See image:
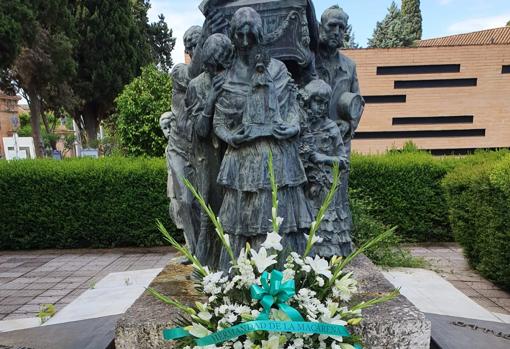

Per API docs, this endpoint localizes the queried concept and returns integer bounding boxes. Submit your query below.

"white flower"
[316,276,325,287]
[250,248,277,273]
[301,264,311,273]
[305,255,332,279]
[283,268,295,281]
[290,252,304,266]
[262,231,283,251]
[187,323,211,338]
[203,271,227,295]
[320,313,347,327]
[198,311,212,321]
[233,342,243,349]
[304,233,324,245]
[261,335,280,349]
[340,345,356,349]
[292,338,304,349]
[275,216,284,226]
[333,272,358,302]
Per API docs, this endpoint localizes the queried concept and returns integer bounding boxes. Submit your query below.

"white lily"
[251,248,277,273]
[262,231,283,251]
[198,311,212,321]
[304,232,324,245]
[187,323,211,338]
[306,255,333,279]
[333,272,358,301]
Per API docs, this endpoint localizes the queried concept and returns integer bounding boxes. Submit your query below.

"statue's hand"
[208,9,229,35]
[272,124,299,140]
[230,125,254,147]
[310,152,327,164]
[208,74,225,102]
[205,74,225,115]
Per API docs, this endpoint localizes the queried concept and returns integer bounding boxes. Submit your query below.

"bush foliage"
[0,157,175,250]
[113,64,172,157]
[2,149,508,285]
[350,151,454,242]
[443,152,510,290]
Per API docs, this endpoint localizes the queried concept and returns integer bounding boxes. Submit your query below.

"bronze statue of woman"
[209,7,313,269]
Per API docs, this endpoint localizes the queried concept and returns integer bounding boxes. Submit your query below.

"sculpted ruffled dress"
[213,57,313,267]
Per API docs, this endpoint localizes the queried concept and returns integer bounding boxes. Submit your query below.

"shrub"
[0,157,177,250]
[350,152,454,242]
[350,192,426,268]
[113,64,172,157]
[443,153,510,290]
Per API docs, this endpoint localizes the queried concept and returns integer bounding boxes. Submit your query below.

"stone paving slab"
[406,243,510,316]
[383,268,503,323]
[0,248,174,321]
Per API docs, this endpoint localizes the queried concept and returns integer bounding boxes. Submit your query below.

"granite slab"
[0,315,119,349]
[427,313,510,349]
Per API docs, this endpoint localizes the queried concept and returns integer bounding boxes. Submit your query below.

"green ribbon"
[163,327,190,341]
[250,270,304,322]
[164,320,362,348]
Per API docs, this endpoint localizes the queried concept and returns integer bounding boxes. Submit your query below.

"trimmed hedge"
[443,153,510,290]
[2,150,507,255]
[350,152,455,241]
[0,157,175,250]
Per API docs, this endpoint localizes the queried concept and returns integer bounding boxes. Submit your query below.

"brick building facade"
[344,27,510,154]
[0,92,21,159]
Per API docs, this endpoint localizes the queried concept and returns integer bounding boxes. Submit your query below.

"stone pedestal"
[115,256,431,348]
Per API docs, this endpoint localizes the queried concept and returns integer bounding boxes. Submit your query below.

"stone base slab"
[115,256,431,348]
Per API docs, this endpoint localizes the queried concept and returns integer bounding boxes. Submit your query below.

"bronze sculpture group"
[161,1,364,270]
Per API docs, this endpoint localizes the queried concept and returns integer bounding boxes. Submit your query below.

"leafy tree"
[343,24,360,49]
[402,0,422,40]
[70,0,175,141]
[368,2,415,48]
[1,0,76,157]
[113,65,172,157]
[507,20,510,26]
[0,1,33,69]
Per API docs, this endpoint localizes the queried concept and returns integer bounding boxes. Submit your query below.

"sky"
[148,0,510,65]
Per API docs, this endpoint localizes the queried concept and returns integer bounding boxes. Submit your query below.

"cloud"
[148,1,204,65]
[447,13,510,34]
[437,0,454,5]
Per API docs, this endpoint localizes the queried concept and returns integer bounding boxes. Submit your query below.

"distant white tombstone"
[81,148,99,158]
[2,136,36,160]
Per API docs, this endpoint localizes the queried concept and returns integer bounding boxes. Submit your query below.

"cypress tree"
[368,2,414,48]
[71,0,152,140]
[402,0,423,40]
[343,24,360,49]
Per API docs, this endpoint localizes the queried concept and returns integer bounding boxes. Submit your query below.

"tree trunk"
[82,105,98,142]
[26,88,45,158]
[41,112,57,150]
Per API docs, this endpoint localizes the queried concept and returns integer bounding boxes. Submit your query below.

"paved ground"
[0,247,174,321]
[406,243,510,315]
